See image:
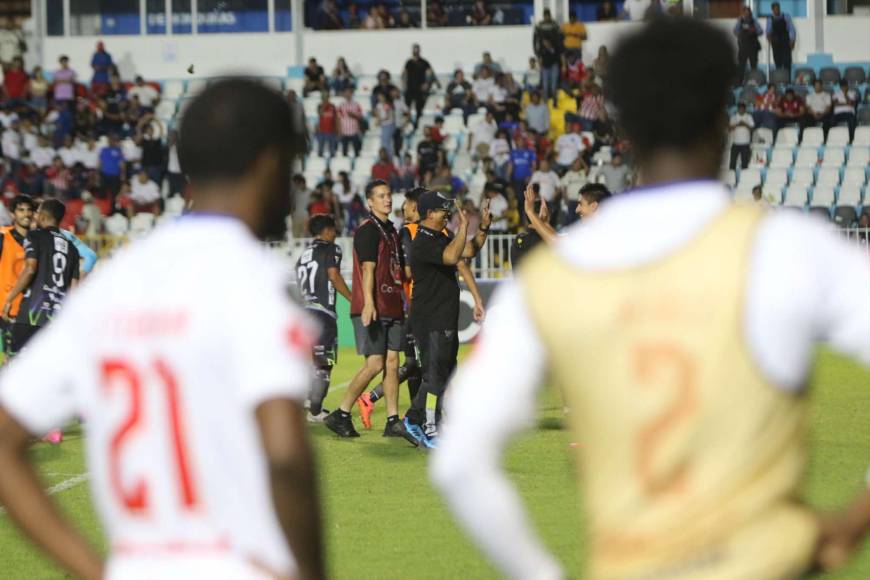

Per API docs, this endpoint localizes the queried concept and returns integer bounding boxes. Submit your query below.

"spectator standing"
[396,153,418,190]
[0,21,24,68]
[165,130,184,197]
[559,157,589,223]
[28,67,50,114]
[416,126,440,177]
[128,76,160,110]
[562,11,587,60]
[733,6,763,85]
[137,117,166,185]
[90,41,114,96]
[403,44,439,128]
[777,88,805,130]
[597,0,618,21]
[3,57,28,105]
[491,129,512,178]
[729,102,755,170]
[53,56,77,108]
[318,0,344,29]
[599,152,631,192]
[524,91,550,136]
[315,92,338,157]
[554,126,584,173]
[370,70,397,108]
[831,80,859,139]
[593,46,609,79]
[372,148,399,186]
[474,52,503,78]
[390,86,410,156]
[622,0,651,20]
[78,191,102,236]
[374,92,397,159]
[805,80,832,132]
[468,110,497,159]
[98,134,125,203]
[538,38,562,106]
[337,89,363,157]
[529,159,560,221]
[303,58,328,97]
[523,57,542,93]
[331,57,356,94]
[753,84,779,132]
[507,140,536,196]
[766,2,795,74]
[533,9,562,59]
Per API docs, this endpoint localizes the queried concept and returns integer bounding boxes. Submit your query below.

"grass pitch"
[1,347,869,579]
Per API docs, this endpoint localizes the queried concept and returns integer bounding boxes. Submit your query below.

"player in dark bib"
[2,199,80,356]
[296,215,352,422]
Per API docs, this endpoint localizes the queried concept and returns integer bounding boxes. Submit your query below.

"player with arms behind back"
[0,79,325,580]
[296,214,352,422]
[432,18,870,580]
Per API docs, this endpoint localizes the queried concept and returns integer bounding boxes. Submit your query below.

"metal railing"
[84,228,870,280]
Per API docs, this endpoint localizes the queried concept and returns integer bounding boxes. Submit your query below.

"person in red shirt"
[563,52,586,92]
[430,116,446,145]
[3,57,29,103]
[315,92,337,157]
[371,147,399,185]
[777,88,805,131]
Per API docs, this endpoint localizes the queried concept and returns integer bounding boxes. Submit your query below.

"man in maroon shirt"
[3,57,29,104]
[371,147,398,185]
[315,92,337,157]
[777,88,806,131]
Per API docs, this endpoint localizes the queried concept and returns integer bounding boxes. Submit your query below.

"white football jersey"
[0,216,314,579]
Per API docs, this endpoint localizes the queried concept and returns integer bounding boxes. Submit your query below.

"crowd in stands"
[0,40,182,238]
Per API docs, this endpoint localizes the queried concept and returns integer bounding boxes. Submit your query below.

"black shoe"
[324,411,360,438]
[383,419,420,447]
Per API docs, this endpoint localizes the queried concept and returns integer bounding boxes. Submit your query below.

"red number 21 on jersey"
[101,358,198,514]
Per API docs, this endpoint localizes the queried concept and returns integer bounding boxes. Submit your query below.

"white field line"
[0,473,89,516]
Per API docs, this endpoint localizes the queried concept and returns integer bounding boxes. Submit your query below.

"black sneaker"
[383,418,420,447]
[324,411,360,438]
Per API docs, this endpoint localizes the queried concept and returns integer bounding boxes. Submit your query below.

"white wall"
[39,16,867,82]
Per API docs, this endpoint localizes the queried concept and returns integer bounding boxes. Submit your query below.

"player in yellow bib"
[431,18,870,580]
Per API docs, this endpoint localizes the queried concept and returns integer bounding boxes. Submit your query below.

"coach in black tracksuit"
[405,190,490,430]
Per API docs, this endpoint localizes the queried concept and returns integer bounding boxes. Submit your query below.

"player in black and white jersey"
[2,199,80,355]
[296,214,352,422]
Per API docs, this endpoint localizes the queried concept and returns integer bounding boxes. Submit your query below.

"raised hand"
[480,198,492,230]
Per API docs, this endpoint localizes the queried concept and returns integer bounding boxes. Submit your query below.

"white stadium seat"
[794,147,819,167]
[821,147,845,167]
[775,127,799,147]
[724,169,737,189]
[837,183,863,206]
[352,156,375,177]
[752,127,774,146]
[130,213,156,238]
[768,148,793,168]
[847,147,869,167]
[761,185,783,204]
[789,167,814,187]
[154,99,177,122]
[783,185,807,206]
[811,185,836,207]
[330,156,353,173]
[305,156,328,175]
[801,127,824,147]
[162,79,185,100]
[738,168,762,188]
[816,167,841,187]
[748,146,768,168]
[104,214,129,236]
[765,167,788,188]
[826,126,850,146]
[843,166,867,186]
[853,126,870,146]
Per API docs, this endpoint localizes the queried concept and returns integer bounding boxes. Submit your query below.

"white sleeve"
[228,268,316,410]
[0,314,80,435]
[430,280,563,580]
[747,213,870,390]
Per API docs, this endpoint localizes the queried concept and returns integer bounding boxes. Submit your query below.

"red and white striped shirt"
[579,93,604,121]
[337,100,363,137]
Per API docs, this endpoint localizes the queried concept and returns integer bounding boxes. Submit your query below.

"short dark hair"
[39,198,66,223]
[10,194,35,213]
[771,1,780,8]
[309,214,336,236]
[178,78,296,187]
[365,179,389,199]
[605,18,734,158]
[405,187,426,203]
[579,183,612,205]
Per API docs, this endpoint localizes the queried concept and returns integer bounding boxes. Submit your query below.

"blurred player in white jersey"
[432,19,870,580]
[0,79,325,580]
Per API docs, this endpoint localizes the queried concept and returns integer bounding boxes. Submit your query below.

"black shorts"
[414,328,460,398]
[309,310,338,367]
[10,323,41,356]
[0,318,11,357]
[352,316,404,357]
[401,317,417,359]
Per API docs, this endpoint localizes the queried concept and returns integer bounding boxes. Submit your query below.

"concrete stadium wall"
[39,17,869,82]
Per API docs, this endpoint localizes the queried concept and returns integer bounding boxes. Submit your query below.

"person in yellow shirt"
[432,17,870,580]
[561,11,587,60]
